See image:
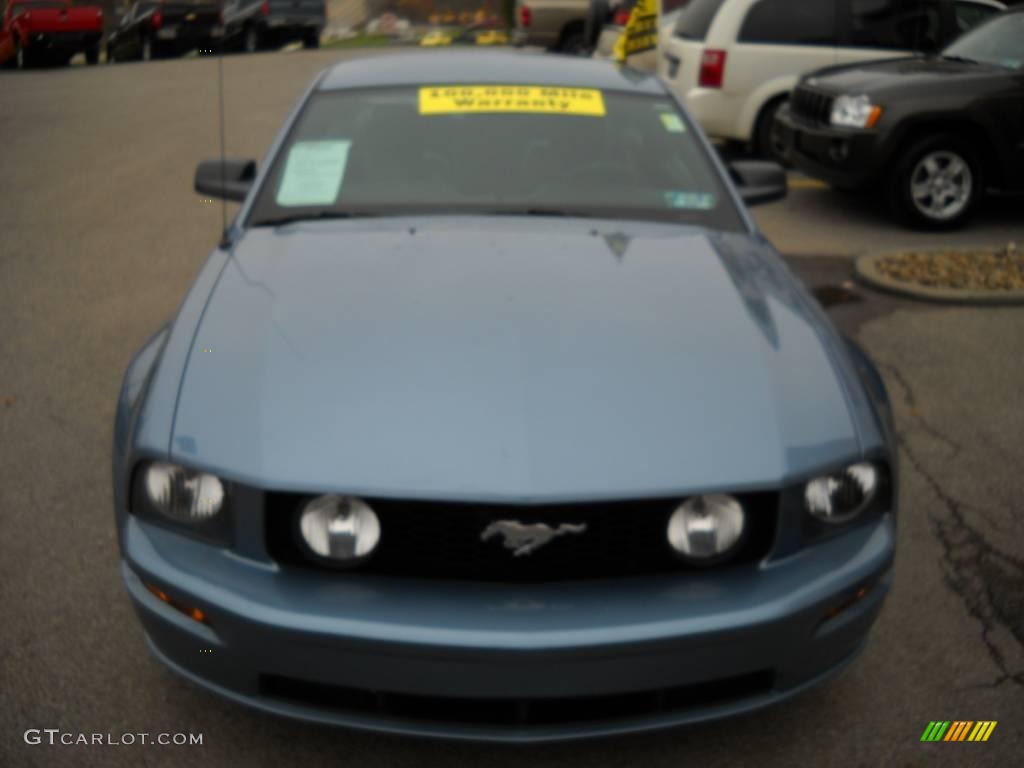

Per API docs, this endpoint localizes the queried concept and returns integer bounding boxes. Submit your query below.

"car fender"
[842,336,895,450]
[879,111,1001,187]
[113,324,169,507]
[739,76,798,143]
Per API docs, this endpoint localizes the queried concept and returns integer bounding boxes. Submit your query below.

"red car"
[0,0,103,68]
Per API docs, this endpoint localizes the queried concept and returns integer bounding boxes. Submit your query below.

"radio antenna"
[217,24,229,249]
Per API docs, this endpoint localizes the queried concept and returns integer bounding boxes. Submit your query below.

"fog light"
[298,495,380,564]
[829,139,851,162]
[667,495,746,563]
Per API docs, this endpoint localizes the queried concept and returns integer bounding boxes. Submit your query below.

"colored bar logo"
[921,721,997,742]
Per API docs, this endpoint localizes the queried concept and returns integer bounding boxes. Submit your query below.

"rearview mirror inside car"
[194,158,258,202]
[729,161,788,207]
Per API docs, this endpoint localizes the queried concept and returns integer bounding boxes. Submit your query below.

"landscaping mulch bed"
[873,243,1024,291]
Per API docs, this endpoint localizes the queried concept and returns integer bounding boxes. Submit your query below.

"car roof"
[317,51,666,95]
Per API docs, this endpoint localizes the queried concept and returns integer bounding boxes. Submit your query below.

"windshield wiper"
[251,210,378,228]
[485,207,600,219]
[940,54,980,64]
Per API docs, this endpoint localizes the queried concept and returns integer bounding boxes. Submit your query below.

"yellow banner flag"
[614,0,659,63]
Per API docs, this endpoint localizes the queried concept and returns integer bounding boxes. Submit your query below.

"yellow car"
[473,29,509,46]
[419,28,454,47]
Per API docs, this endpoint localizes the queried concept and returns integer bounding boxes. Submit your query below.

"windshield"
[247,85,744,231]
[943,12,1024,70]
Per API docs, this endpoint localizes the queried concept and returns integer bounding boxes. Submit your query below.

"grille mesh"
[790,87,835,125]
[259,669,776,727]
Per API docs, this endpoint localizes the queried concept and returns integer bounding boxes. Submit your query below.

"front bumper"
[121,511,895,742]
[774,106,886,191]
[27,30,100,52]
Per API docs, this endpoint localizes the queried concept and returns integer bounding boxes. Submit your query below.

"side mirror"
[729,160,787,207]
[194,158,257,202]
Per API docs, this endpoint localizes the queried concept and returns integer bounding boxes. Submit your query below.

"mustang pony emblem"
[480,520,588,557]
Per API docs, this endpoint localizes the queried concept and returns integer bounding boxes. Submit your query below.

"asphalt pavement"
[1,48,1022,767]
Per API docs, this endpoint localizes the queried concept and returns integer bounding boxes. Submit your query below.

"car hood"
[805,55,1000,95]
[169,219,861,500]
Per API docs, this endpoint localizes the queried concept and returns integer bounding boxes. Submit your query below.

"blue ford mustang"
[113,51,897,742]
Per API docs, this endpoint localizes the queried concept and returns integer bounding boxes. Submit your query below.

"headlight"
[805,463,879,524]
[830,94,882,129]
[297,495,380,564]
[667,494,746,563]
[142,462,225,523]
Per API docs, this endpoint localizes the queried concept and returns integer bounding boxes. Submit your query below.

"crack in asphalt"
[880,363,1024,689]
[881,363,961,458]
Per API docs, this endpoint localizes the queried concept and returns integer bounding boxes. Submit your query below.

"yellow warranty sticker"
[419,86,606,117]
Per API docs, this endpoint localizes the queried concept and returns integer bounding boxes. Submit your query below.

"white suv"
[658,0,1005,159]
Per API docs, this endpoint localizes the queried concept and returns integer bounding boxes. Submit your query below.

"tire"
[106,45,116,63]
[85,45,99,65]
[584,0,609,50]
[15,40,28,70]
[141,36,153,61]
[302,31,320,49]
[555,22,588,55]
[244,25,261,53]
[888,134,982,230]
[557,32,587,55]
[754,97,789,165]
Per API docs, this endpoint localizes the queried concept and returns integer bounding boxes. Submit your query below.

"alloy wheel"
[910,150,973,222]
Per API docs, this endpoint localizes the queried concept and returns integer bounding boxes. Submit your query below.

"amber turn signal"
[144,582,209,625]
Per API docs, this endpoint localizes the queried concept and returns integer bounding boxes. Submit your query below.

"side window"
[954,2,997,34]
[672,0,727,41]
[738,0,838,45]
[846,0,943,51]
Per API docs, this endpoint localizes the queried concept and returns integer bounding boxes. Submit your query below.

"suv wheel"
[890,135,982,230]
[555,23,588,55]
[244,25,261,53]
[141,36,153,61]
[754,97,789,165]
[15,41,28,69]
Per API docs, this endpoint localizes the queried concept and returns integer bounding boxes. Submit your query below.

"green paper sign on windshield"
[276,140,352,207]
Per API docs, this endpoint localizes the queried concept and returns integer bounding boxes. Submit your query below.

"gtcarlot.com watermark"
[25,729,202,746]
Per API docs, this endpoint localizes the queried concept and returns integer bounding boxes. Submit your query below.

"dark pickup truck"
[221,0,324,53]
[106,0,221,62]
[775,7,1024,229]
[0,0,103,68]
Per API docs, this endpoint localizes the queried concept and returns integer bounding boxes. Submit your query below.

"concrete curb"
[854,249,1024,306]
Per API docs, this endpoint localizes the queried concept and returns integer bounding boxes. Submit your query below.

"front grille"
[790,87,834,126]
[266,493,778,582]
[259,669,776,727]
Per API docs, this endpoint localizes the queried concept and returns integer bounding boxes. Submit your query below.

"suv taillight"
[519,5,531,27]
[698,48,727,89]
[260,0,270,16]
[151,9,163,28]
[612,8,631,26]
